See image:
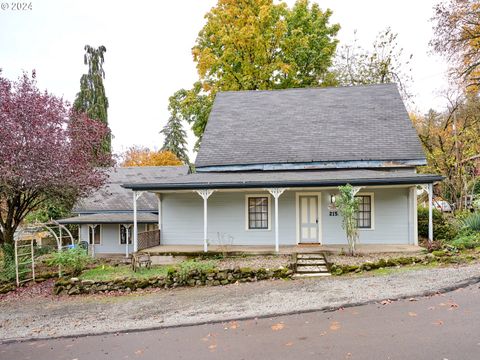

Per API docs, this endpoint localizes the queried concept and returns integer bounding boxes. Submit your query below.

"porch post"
[267,188,287,253]
[196,189,215,252]
[157,193,162,231]
[428,183,433,243]
[133,191,144,253]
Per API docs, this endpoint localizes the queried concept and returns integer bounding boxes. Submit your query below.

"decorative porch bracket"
[133,191,145,253]
[196,189,215,252]
[352,186,363,196]
[267,188,287,253]
[419,184,434,243]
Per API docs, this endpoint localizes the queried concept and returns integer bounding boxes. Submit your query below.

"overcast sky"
[1,0,448,160]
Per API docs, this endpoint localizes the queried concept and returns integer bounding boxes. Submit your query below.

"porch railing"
[137,229,160,251]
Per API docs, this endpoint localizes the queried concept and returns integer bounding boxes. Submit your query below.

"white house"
[61,84,441,256]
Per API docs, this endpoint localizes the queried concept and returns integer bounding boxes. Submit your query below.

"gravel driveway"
[1,263,479,342]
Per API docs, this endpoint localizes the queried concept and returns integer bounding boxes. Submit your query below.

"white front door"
[299,195,319,243]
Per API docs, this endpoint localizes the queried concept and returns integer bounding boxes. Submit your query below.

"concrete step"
[293,273,331,279]
[296,265,329,273]
[297,254,325,260]
[297,258,326,265]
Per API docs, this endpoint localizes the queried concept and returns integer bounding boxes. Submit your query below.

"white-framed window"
[245,194,271,230]
[355,193,375,230]
[119,224,132,245]
[88,225,101,245]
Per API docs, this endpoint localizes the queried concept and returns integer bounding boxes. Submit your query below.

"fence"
[137,229,161,251]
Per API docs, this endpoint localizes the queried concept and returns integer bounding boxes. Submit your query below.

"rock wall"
[54,267,294,295]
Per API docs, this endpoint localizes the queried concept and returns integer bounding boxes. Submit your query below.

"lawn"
[80,259,218,282]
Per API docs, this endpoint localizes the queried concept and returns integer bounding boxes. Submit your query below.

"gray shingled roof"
[123,168,442,191]
[195,84,426,168]
[57,212,158,224]
[74,166,189,212]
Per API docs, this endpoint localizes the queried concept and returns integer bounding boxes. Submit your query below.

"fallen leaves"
[433,320,444,326]
[271,323,285,331]
[380,299,393,305]
[408,312,417,317]
[329,321,341,331]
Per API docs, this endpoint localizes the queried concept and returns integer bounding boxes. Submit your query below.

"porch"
[141,244,424,256]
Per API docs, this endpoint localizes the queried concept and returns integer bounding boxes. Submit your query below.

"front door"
[299,195,319,243]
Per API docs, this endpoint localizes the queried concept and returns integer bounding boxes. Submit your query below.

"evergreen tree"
[161,102,190,164]
[73,45,111,154]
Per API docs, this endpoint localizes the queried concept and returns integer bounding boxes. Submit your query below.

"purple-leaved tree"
[0,72,112,245]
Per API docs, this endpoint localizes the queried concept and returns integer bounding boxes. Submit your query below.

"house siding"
[161,188,410,246]
[79,223,149,254]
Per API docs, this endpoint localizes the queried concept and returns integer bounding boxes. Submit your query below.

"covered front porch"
[125,168,441,254]
[141,244,424,256]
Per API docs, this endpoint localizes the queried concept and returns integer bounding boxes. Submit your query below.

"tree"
[0,72,112,246]
[411,94,480,209]
[431,0,480,91]
[333,28,413,101]
[121,147,183,167]
[73,45,111,154]
[161,95,190,163]
[336,184,360,255]
[166,0,340,149]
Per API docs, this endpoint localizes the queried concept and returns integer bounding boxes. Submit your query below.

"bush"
[46,247,92,276]
[0,244,16,283]
[418,207,457,241]
[460,212,480,232]
[176,259,216,280]
[449,232,480,250]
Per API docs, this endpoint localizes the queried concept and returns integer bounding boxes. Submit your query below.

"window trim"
[355,192,375,230]
[245,194,271,231]
[88,224,102,245]
[119,224,133,245]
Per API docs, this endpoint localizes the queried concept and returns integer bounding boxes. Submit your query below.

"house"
[57,166,188,256]
[61,84,441,256]
[121,84,441,253]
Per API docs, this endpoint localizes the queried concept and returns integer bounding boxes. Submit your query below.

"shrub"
[46,247,92,276]
[460,212,480,232]
[449,233,480,250]
[0,244,16,283]
[418,207,457,241]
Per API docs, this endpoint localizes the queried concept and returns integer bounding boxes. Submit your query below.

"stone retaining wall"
[54,267,294,295]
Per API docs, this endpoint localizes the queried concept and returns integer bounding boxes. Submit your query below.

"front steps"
[293,253,331,278]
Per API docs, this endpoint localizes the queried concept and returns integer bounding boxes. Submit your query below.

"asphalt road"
[2,283,479,360]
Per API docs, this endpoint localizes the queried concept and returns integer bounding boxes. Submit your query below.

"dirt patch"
[215,255,292,269]
[327,252,424,266]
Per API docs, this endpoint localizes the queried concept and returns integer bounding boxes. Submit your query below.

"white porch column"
[196,189,215,252]
[408,186,419,246]
[133,191,144,253]
[267,188,287,253]
[157,193,162,231]
[428,183,433,243]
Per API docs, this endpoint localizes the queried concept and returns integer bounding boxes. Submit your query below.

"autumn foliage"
[0,72,112,245]
[121,146,183,167]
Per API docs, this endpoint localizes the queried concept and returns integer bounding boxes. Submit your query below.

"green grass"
[79,259,218,282]
[80,265,171,281]
[363,262,440,277]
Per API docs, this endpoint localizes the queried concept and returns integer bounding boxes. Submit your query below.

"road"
[2,283,479,360]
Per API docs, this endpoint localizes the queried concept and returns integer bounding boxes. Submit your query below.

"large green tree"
[164,0,340,150]
[73,45,111,154]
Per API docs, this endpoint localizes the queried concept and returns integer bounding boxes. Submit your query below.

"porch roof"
[57,212,158,225]
[122,169,443,191]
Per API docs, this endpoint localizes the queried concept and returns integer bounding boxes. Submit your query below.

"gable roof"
[74,166,189,213]
[195,84,426,170]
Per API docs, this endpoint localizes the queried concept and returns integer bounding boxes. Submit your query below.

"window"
[88,225,101,245]
[120,224,132,245]
[247,196,269,230]
[355,195,372,229]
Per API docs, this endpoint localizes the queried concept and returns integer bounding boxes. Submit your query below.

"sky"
[0,0,449,160]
